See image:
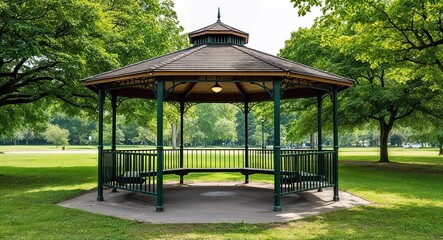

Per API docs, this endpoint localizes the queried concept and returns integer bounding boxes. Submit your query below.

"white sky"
[172,0,321,55]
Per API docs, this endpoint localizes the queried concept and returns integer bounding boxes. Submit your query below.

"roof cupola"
[188,8,249,46]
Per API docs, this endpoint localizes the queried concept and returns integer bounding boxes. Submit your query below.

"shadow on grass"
[0,166,96,197]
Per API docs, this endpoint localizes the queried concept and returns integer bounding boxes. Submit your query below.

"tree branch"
[364,0,418,49]
[394,107,415,120]
[55,95,95,111]
[405,38,443,50]
[0,92,48,107]
[436,59,443,73]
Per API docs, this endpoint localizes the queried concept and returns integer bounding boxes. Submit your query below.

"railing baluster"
[101,149,336,197]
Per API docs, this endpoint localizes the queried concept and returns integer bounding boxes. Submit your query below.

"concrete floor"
[58,182,370,224]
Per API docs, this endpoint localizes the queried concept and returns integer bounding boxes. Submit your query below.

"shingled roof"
[82,17,353,103]
[83,44,352,85]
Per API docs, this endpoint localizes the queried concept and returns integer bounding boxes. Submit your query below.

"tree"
[91,124,125,146]
[121,121,139,145]
[51,113,95,145]
[408,114,443,155]
[251,124,269,147]
[43,124,69,147]
[0,0,187,135]
[279,25,443,162]
[213,118,238,145]
[290,0,443,85]
[183,116,205,147]
[195,104,238,146]
[133,126,156,145]
[0,102,48,137]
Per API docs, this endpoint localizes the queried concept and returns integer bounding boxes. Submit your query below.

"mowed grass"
[0,147,442,239]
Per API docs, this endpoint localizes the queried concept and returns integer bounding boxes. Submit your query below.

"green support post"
[179,100,185,184]
[111,93,117,192]
[317,94,324,192]
[273,80,281,212]
[97,88,105,201]
[332,88,340,201]
[156,80,164,212]
[317,94,323,152]
[111,93,117,152]
[244,100,249,184]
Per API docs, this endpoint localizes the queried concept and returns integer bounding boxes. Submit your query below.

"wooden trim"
[83,73,152,86]
[288,73,353,86]
[83,71,353,88]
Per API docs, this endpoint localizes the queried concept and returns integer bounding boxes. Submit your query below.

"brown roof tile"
[83,44,353,85]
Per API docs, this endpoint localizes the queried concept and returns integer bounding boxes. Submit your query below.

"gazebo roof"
[82,17,353,103]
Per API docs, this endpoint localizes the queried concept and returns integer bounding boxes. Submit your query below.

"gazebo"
[82,12,353,212]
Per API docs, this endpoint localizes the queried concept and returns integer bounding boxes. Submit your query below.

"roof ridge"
[233,45,354,82]
[217,21,248,34]
[150,44,207,71]
[231,45,288,72]
[188,21,248,35]
[81,46,201,82]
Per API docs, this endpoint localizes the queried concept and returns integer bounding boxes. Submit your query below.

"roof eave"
[82,70,353,87]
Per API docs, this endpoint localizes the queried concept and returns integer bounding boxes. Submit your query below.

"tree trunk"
[439,144,443,155]
[310,133,315,149]
[379,121,393,163]
[171,123,177,149]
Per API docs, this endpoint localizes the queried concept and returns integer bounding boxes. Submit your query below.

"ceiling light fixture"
[211,82,223,93]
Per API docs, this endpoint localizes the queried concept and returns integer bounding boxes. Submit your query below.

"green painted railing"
[101,148,336,195]
[102,150,157,195]
[280,151,335,194]
[173,148,245,169]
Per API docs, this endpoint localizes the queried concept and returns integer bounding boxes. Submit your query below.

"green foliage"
[291,0,443,86]
[213,118,238,143]
[42,124,69,146]
[51,113,95,145]
[133,126,156,145]
[90,124,125,146]
[0,0,187,135]
[0,102,48,137]
[279,19,443,161]
[194,104,238,145]
[407,114,443,154]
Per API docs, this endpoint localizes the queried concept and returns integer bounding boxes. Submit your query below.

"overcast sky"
[172,0,321,55]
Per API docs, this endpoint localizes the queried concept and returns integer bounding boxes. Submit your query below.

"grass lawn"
[0,147,442,239]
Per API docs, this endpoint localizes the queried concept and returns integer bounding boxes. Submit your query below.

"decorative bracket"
[281,77,332,95]
[249,82,273,98]
[164,81,187,99]
[171,101,199,113]
[230,101,259,113]
[105,77,156,91]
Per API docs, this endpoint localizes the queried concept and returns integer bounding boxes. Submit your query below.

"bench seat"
[113,168,326,185]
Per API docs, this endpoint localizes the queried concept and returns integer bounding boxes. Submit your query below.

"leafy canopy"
[0,0,187,135]
[291,0,443,87]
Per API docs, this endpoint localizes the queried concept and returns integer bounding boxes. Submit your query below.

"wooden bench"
[114,168,326,185]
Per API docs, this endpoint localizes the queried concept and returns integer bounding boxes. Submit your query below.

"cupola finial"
[217,7,221,22]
